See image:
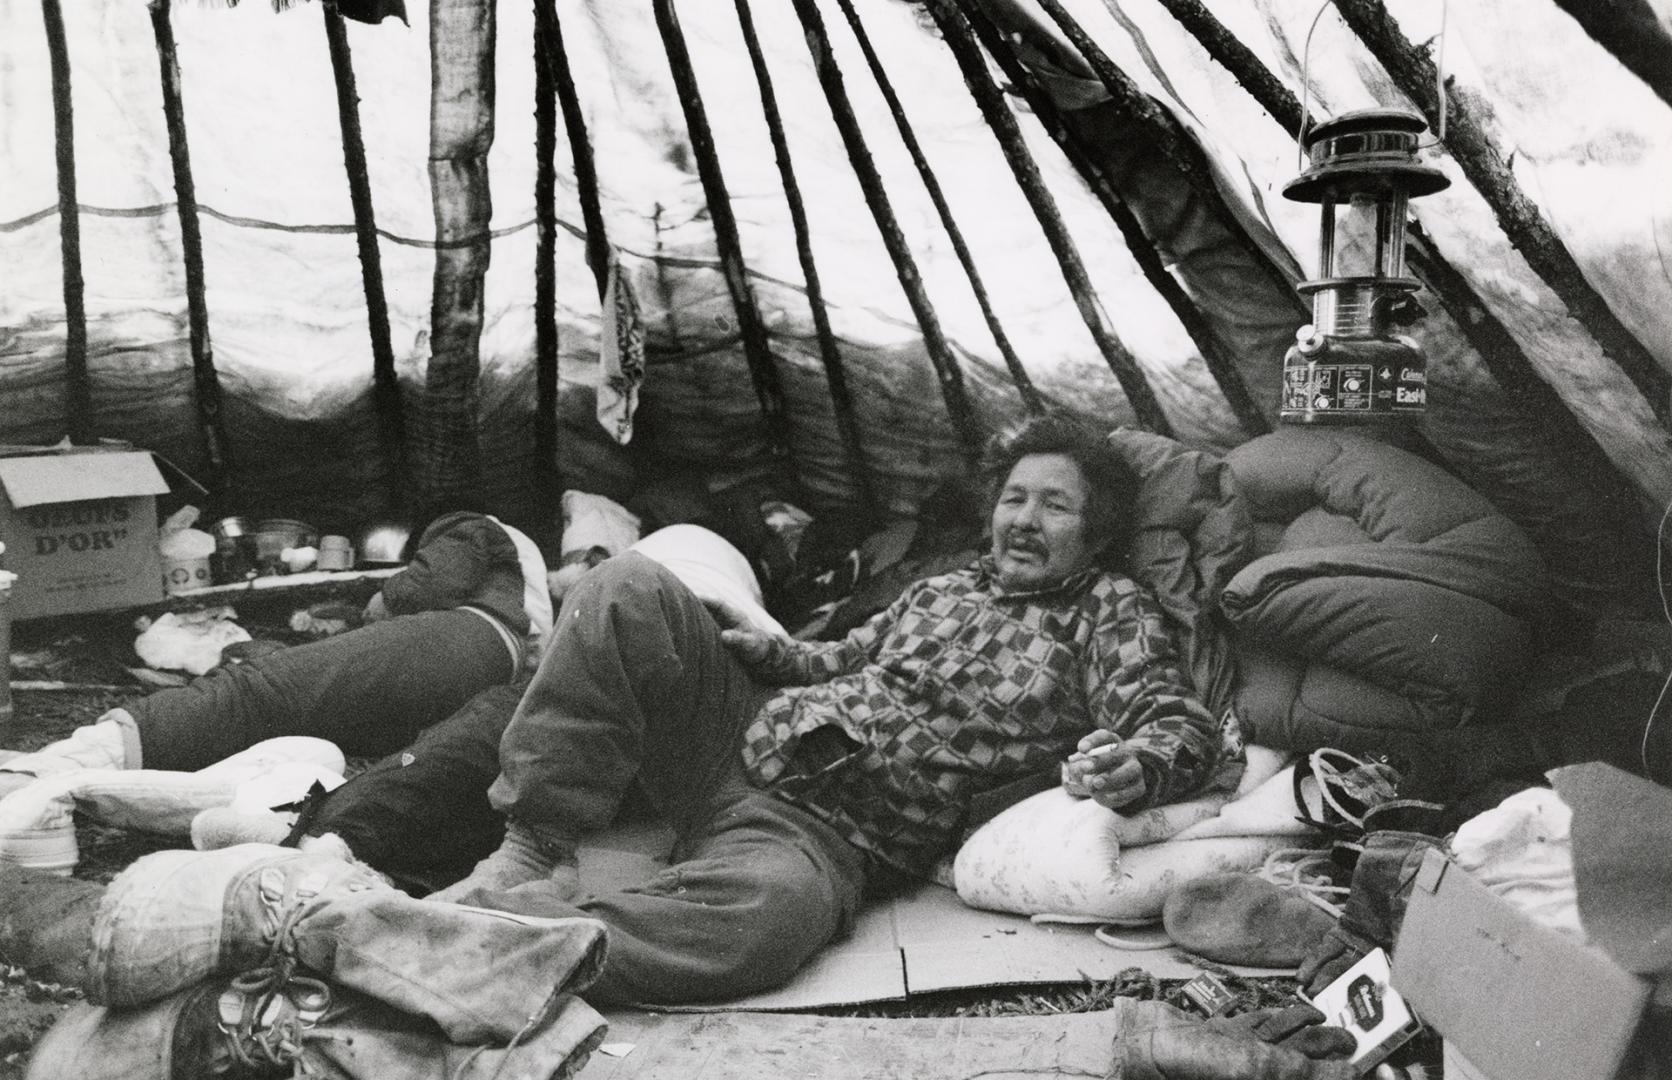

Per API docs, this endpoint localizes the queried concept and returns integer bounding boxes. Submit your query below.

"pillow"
[631,524,787,638]
[952,746,1305,925]
[560,490,642,559]
[951,786,1294,923]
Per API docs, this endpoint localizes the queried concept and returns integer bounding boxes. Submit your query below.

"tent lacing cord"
[1640,495,1672,773]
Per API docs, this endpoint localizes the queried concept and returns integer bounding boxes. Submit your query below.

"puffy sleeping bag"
[1221,429,1548,751]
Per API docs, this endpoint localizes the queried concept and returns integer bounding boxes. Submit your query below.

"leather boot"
[1162,872,1339,967]
[1298,830,1437,996]
[86,843,608,1044]
[0,735,343,874]
[1111,999,1358,1080]
[0,714,132,793]
[26,968,606,1080]
[0,860,101,987]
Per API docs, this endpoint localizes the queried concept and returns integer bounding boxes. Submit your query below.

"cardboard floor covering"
[580,823,1288,1014]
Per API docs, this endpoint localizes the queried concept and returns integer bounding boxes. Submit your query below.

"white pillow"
[632,524,787,639]
[952,786,1295,923]
[559,490,641,558]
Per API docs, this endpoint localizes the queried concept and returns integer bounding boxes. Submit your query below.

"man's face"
[990,452,1098,591]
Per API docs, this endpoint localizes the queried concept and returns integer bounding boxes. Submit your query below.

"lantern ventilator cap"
[1284,108,1450,203]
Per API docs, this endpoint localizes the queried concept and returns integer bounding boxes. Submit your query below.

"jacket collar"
[974,555,1101,599]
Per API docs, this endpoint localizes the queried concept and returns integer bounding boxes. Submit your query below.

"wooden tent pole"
[1145,0,1299,128]
[1331,0,1669,413]
[41,0,91,445]
[1147,0,1598,424]
[788,0,986,467]
[1548,0,1672,111]
[651,0,797,480]
[732,0,880,518]
[149,0,228,483]
[834,0,1044,416]
[532,0,560,489]
[323,2,406,507]
[419,0,494,511]
[960,5,1269,436]
[1031,0,1221,212]
[936,0,1190,435]
[539,9,609,299]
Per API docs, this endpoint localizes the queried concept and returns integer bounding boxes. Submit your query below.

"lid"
[1284,107,1450,203]
[0,450,169,509]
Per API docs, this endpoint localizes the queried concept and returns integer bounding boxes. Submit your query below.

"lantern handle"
[1296,0,1450,165]
[1296,0,1335,170]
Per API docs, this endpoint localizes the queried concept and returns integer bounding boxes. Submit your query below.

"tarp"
[0,0,1667,605]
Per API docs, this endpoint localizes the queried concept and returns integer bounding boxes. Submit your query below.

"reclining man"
[0,413,1229,1008]
[413,412,1230,1004]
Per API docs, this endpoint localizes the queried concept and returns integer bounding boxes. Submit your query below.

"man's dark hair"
[980,413,1140,561]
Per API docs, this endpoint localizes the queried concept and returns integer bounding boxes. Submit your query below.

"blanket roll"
[1221,429,1547,751]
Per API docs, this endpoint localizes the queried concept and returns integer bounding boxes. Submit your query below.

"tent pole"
[1331,0,1670,415]
[149,0,228,484]
[960,4,1270,437]
[323,1,406,511]
[934,1,1191,436]
[532,0,560,493]
[1146,0,1607,425]
[41,0,91,446]
[833,0,1044,417]
[788,0,986,469]
[652,0,798,485]
[419,0,493,513]
[1150,0,1605,422]
[539,9,609,300]
[732,0,880,519]
[1547,0,1672,111]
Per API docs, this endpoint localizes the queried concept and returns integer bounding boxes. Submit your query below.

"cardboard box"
[1392,848,1651,1080]
[0,446,171,619]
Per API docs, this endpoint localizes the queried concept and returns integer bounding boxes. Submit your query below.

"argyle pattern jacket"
[738,559,1222,875]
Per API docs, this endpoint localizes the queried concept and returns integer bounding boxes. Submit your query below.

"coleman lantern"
[1280,108,1449,424]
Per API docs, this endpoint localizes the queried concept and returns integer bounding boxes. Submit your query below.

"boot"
[0,860,102,987]
[26,968,607,1080]
[0,736,343,874]
[1298,830,1437,996]
[1112,999,1357,1080]
[1162,871,1339,967]
[87,843,608,1044]
[0,715,134,802]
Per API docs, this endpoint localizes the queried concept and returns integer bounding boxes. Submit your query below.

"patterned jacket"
[739,558,1223,876]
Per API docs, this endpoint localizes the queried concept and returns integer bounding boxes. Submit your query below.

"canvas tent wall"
[0,0,1668,616]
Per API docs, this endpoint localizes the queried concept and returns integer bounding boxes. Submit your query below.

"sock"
[429,821,577,902]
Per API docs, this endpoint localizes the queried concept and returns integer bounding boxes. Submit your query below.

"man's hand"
[705,596,789,667]
[1062,729,1147,811]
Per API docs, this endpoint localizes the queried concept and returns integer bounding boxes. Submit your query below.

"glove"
[1211,1003,1357,1061]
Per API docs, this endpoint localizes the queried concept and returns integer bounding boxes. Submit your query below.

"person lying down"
[0,412,1232,1008]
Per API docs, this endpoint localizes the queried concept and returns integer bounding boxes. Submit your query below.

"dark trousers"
[131,609,516,770]
[295,681,522,894]
[303,553,871,1006]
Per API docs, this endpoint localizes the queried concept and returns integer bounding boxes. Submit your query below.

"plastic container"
[317,535,354,571]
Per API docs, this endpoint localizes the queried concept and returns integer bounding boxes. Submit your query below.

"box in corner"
[1392,848,1652,1080]
[0,446,171,619]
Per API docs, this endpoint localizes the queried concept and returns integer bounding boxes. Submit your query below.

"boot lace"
[1259,846,1349,917]
[215,901,331,1078]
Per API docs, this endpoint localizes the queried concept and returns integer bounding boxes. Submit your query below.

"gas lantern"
[1280,108,1449,423]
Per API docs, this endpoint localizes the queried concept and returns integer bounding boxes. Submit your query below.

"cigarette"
[1073,739,1124,761]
